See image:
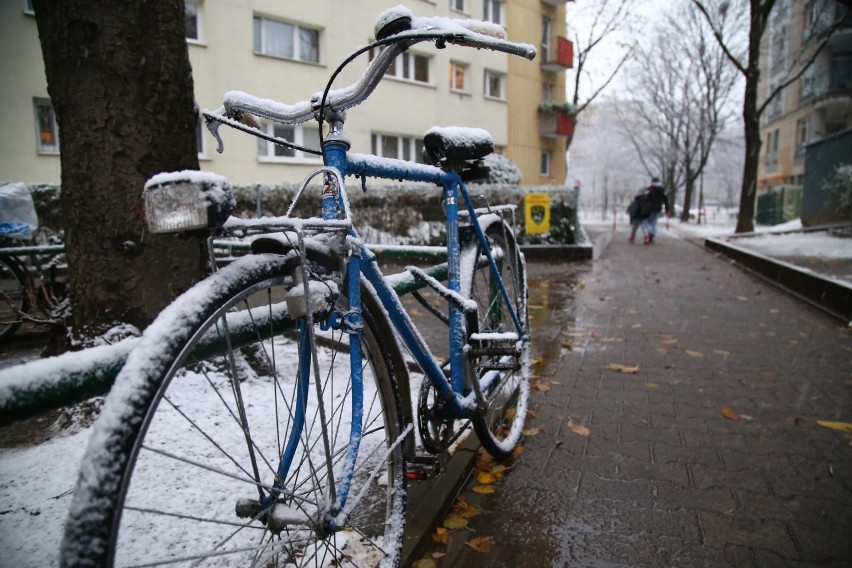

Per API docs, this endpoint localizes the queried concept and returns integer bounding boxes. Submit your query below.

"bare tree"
[619,2,740,222]
[565,0,642,152]
[691,0,848,232]
[32,0,206,348]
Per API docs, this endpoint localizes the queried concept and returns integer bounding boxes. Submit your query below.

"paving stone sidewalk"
[419,228,852,567]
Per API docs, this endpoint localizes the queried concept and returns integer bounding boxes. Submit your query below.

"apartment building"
[756,0,852,194]
[506,0,572,185]
[1,1,571,186]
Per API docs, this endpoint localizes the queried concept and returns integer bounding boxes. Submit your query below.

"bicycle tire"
[0,255,28,341]
[61,252,408,567]
[462,220,531,459]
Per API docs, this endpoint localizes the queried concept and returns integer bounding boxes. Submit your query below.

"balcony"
[539,107,576,138]
[541,36,573,72]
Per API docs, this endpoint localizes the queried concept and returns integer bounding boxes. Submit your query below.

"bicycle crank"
[417,379,457,454]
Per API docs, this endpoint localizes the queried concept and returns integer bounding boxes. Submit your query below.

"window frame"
[449,60,469,93]
[371,133,426,163]
[33,98,60,155]
[541,17,552,61]
[540,151,551,177]
[483,0,503,26]
[370,48,432,85]
[450,0,466,14]
[257,122,322,163]
[23,0,34,15]
[794,118,809,158]
[253,15,321,64]
[483,69,505,100]
[185,1,202,43]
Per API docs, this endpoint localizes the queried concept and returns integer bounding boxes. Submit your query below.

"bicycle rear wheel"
[0,256,28,341]
[62,253,408,567]
[463,221,530,459]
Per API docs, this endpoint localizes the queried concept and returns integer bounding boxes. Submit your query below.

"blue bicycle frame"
[313,137,525,525]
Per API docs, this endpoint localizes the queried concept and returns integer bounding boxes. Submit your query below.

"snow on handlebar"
[203,5,535,152]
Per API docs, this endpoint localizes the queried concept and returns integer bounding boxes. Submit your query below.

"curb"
[705,236,852,325]
[400,435,480,567]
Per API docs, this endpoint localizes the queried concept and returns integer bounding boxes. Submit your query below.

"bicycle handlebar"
[204,7,536,145]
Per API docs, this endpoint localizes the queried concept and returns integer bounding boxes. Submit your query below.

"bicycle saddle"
[423,126,493,165]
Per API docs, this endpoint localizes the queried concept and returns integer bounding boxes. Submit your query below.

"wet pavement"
[409,227,852,567]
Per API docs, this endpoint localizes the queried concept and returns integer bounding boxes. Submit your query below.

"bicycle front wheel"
[463,221,531,459]
[0,255,28,341]
[62,253,408,567]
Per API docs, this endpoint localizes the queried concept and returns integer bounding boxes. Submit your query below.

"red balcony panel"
[557,36,573,69]
[557,110,576,137]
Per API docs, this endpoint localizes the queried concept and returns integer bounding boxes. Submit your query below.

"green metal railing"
[0,257,450,425]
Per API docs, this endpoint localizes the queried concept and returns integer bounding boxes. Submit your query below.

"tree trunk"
[32,0,206,341]
[738,70,761,233]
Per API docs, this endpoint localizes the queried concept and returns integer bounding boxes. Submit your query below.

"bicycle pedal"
[466,331,521,358]
[406,454,447,481]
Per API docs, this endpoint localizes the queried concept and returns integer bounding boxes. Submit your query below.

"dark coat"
[645,185,669,214]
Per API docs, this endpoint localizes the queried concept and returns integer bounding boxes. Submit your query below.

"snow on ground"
[0,427,91,567]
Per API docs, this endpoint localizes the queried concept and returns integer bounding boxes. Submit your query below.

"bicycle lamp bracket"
[143,171,235,234]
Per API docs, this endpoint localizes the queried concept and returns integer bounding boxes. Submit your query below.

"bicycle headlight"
[143,171,234,233]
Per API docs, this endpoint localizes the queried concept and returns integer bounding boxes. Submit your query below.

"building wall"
[505,0,568,185]
[0,3,60,184]
[0,1,516,187]
[756,0,852,194]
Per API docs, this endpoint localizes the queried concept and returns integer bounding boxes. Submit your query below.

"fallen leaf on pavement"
[721,406,741,421]
[817,420,852,433]
[646,382,659,388]
[431,528,451,544]
[713,349,730,356]
[686,350,704,358]
[443,516,468,530]
[567,419,590,437]
[477,471,497,485]
[534,381,551,392]
[472,485,496,494]
[522,427,541,436]
[609,363,639,374]
[661,338,678,345]
[413,559,437,568]
[466,536,494,553]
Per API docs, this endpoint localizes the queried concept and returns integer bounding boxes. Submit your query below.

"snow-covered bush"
[480,154,521,185]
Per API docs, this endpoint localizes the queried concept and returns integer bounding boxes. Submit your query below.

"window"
[450,0,465,13]
[253,16,320,63]
[541,17,552,60]
[24,0,34,15]
[369,48,430,84]
[371,133,425,163]
[795,118,809,158]
[33,99,59,154]
[765,129,779,166]
[257,122,321,161]
[540,151,551,177]
[450,61,468,92]
[542,82,554,103]
[484,0,503,26]
[484,70,505,99]
[185,2,201,42]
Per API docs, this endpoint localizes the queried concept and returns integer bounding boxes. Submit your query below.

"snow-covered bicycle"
[62,6,535,567]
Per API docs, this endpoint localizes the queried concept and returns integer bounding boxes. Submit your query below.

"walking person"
[626,190,648,244]
[641,177,670,244]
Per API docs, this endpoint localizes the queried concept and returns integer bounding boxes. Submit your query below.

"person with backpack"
[626,189,649,244]
[642,177,670,244]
